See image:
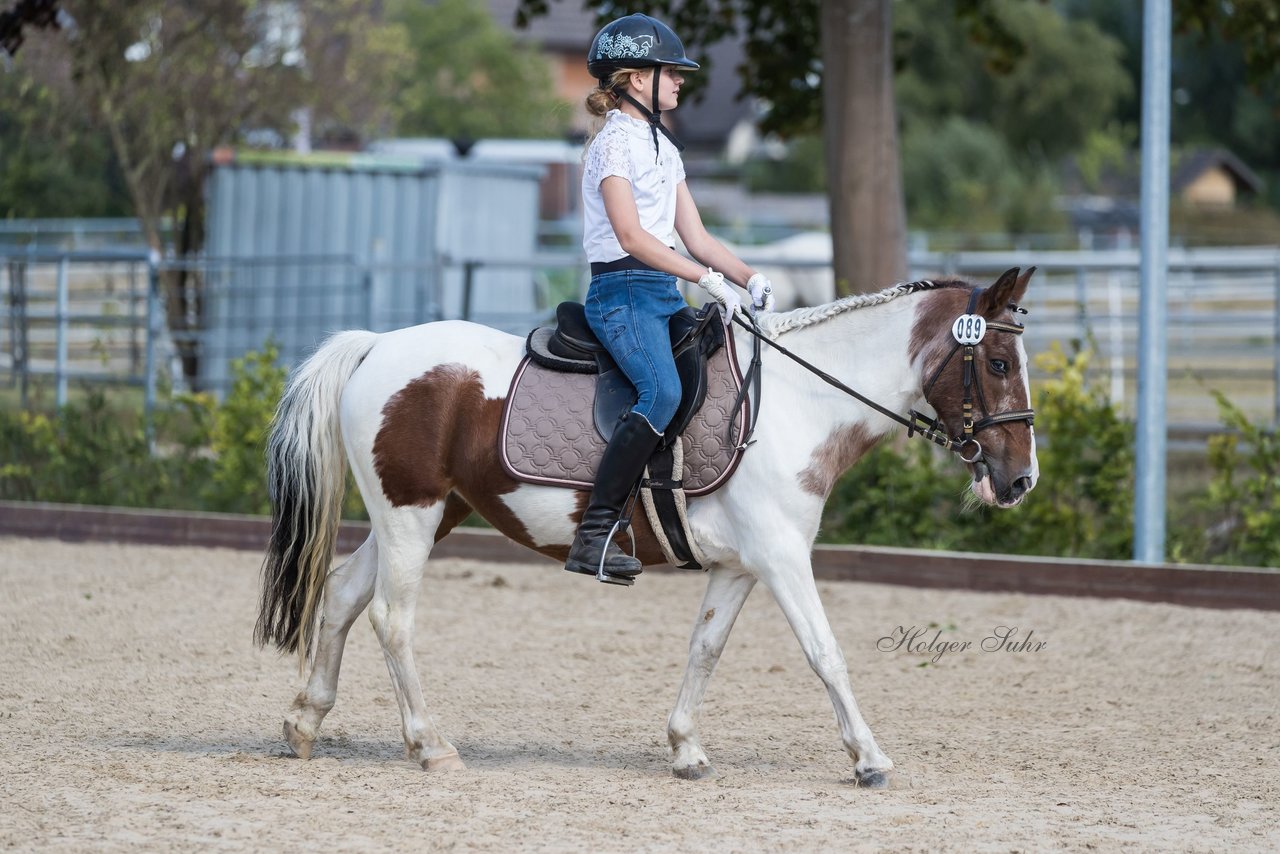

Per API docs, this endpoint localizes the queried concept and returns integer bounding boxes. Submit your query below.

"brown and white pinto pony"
[255,267,1038,786]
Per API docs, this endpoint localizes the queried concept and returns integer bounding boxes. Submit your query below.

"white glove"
[697,268,742,324]
[746,273,775,312]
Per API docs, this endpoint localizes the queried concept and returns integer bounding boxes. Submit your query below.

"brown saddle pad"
[500,333,748,496]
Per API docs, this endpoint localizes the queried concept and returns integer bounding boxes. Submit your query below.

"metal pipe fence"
[0,249,585,406]
[2,246,1279,437]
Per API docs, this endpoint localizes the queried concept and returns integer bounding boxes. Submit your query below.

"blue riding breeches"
[584,269,686,433]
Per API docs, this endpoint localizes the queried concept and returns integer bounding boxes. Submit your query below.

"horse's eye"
[990,359,1009,375]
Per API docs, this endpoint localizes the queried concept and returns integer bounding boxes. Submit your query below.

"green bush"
[203,347,286,514]
[2,347,274,515]
[818,439,977,549]
[0,345,371,520]
[0,386,213,509]
[989,343,1135,558]
[1195,392,1280,566]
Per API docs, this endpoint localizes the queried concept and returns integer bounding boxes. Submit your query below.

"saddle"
[527,301,724,444]
[501,301,751,569]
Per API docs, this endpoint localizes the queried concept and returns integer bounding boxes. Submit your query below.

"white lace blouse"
[581,110,687,264]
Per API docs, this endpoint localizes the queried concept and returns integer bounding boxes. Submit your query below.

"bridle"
[916,285,1036,466]
[730,282,1035,469]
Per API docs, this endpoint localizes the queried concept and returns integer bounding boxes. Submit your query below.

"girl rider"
[565,13,775,585]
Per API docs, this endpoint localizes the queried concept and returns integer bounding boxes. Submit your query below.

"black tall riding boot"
[564,412,663,585]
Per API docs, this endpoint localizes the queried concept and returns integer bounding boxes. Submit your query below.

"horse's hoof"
[283,720,313,760]
[423,751,467,772]
[673,762,717,781]
[855,768,891,789]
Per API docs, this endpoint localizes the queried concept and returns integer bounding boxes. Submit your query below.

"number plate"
[951,314,986,345]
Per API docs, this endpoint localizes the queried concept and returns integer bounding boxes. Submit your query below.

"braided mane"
[753,279,965,338]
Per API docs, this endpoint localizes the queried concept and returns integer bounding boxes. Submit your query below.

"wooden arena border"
[2,500,1277,611]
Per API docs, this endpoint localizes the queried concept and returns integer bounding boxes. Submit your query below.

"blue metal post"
[143,256,160,442]
[55,256,69,408]
[1134,0,1171,563]
[1274,258,1280,426]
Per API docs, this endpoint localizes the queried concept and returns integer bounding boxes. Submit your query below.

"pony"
[255,266,1039,786]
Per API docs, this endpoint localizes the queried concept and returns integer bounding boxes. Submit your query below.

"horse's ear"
[980,267,1032,316]
[1014,266,1036,301]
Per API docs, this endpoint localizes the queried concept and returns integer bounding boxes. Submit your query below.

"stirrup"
[595,568,636,587]
[565,516,639,585]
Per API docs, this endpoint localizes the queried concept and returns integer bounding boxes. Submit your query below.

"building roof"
[1062,146,1264,199]
[1171,148,1264,195]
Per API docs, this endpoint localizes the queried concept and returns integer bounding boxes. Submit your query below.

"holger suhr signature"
[877,625,1047,664]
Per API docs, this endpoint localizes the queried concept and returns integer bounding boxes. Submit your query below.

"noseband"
[915,287,1035,465]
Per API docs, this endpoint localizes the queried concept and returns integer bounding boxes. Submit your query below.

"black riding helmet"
[588,14,699,158]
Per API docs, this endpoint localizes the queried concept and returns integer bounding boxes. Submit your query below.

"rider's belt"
[589,253,670,277]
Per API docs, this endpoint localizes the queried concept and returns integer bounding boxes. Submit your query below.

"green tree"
[1066,0,1280,208]
[10,1,409,385]
[395,0,570,140]
[897,0,1131,162]
[890,0,1130,234]
[17,1,407,251]
[520,0,1276,266]
[0,69,130,218]
[900,116,1064,233]
[1176,0,1280,88]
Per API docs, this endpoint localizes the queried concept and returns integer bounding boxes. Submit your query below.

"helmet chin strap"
[616,65,685,161]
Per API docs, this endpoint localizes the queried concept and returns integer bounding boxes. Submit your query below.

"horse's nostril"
[1011,476,1033,498]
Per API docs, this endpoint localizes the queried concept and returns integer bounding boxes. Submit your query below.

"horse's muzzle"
[994,474,1035,507]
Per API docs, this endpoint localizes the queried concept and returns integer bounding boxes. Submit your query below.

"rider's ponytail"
[582,68,644,151]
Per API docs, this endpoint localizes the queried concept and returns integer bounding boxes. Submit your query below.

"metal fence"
[0,219,166,253]
[3,245,1280,435]
[0,248,585,411]
[2,250,162,409]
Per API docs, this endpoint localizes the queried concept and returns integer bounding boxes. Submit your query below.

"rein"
[729,285,1035,465]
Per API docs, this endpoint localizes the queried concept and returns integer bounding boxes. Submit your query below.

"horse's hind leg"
[668,567,757,780]
[283,534,378,759]
[368,506,465,771]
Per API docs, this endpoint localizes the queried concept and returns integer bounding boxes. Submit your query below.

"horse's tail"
[254,329,380,663]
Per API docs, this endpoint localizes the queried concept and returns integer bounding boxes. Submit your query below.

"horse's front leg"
[755,540,894,787]
[668,567,757,780]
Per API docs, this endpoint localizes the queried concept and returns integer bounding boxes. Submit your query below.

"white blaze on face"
[1020,338,1040,490]
[969,336,1036,507]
